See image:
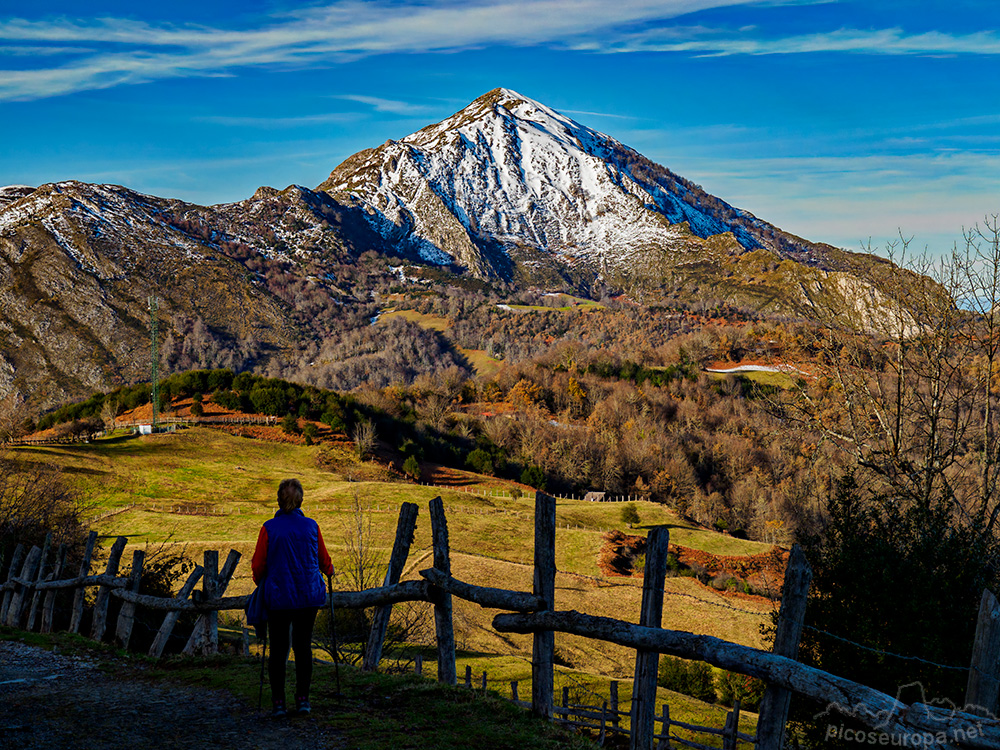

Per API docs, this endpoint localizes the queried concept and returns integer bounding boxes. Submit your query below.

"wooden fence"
[3,493,999,750]
[434,660,752,750]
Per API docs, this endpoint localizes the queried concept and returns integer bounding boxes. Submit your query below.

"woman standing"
[252,478,334,717]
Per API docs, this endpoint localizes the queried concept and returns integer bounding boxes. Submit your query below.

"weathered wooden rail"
[3,493,998,750]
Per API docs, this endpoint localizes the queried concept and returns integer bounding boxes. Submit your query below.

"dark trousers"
[268,607,318,704]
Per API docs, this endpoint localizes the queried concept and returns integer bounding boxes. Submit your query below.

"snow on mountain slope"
[0,181,217,279]
[320,88,822,280]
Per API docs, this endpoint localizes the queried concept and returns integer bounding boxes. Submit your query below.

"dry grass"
[11,426,774,735]
[458,346,504,376]
[378,308,452,331]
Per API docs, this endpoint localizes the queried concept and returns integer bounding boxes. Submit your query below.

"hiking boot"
[295,697,311,716]
[270,701,287,719]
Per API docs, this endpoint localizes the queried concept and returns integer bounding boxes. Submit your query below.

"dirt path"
[0,640,343,750]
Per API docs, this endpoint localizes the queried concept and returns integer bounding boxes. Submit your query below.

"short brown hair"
[277,478,304,512]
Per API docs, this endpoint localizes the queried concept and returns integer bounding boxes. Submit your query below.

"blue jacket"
[256,509,329,610]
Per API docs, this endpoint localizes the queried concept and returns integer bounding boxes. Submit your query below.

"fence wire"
[802,624,974,674]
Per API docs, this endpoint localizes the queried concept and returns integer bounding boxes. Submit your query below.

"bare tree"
[0,393,31,443]
[100,396,121,432]
[954,216,1000,527]
[0,451,93,567]
[352,420,377,460]
[775,228,1000,531]
[315,484,429,669]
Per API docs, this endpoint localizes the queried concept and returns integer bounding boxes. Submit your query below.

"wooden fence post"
[563,685,570,712]
[610,680,620,732]
[149,565,204,658]
[0,543,25,623]
[465,664,473,688]
[631,526,670,750]
[657,704,671,750]
[363,502,418,671]
[415,654,423,676]
[25,532,52,631]
[723,700,741,750]
[114,549,146,649]
[41,544,67,633]
[185,548,240,656]
[69,531,97,634]
[756,544,811,750]
[533,491,556,720]
[429,496,456,685]
[965,588,1000,715]
[91,536,127,641]
[5,545,41,627]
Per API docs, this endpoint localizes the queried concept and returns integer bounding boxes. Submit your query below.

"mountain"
[318,87,868,292]
[0,181,302,409]
[0,88,904,413]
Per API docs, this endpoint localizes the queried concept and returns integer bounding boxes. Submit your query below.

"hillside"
[0,88,913,413]
[9,424,776,737]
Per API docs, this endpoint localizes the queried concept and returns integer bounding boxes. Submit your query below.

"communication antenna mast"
[149,296,159,433]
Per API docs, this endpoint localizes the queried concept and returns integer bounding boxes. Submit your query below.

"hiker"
[252,478,334,718]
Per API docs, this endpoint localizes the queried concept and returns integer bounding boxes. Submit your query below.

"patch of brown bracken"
[597,530,788,601]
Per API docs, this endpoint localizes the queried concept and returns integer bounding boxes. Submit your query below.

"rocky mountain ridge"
[0,88,900,412]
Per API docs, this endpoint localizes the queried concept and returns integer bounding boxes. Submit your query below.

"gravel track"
[0,640,342,750]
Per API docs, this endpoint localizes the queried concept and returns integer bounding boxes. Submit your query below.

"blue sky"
[1,1,998,255]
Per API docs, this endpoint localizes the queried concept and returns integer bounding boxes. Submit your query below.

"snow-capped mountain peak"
[320,87,823,280]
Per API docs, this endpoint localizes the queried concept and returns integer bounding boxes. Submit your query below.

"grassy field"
[458,346,504,376]
[13,426,775,739]
[503,295,605,312]
[378,308,452,331]
[376,309,503,376]
[705,370,798,389]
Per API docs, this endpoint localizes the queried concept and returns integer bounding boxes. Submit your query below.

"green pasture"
[11,426,775,726]
[457,346,504,376]
[15,428,769,574]
[503,295,605,312]
[377,308,452,331]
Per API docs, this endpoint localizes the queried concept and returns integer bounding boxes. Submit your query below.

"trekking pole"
[257,624,268,713]
[327,573,343,697]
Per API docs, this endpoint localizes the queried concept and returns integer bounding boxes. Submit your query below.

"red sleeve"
[251,526,268,584]
[317,527,334,577]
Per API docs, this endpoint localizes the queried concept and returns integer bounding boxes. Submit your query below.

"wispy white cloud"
[0,0,825,101]
[199,112,360,128]
[0,45,92,56]
[561,109,638,120]
[593,27,1000,56]
[1,2,997,103]
[331,95,433,116]
[660,149,1000,250]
